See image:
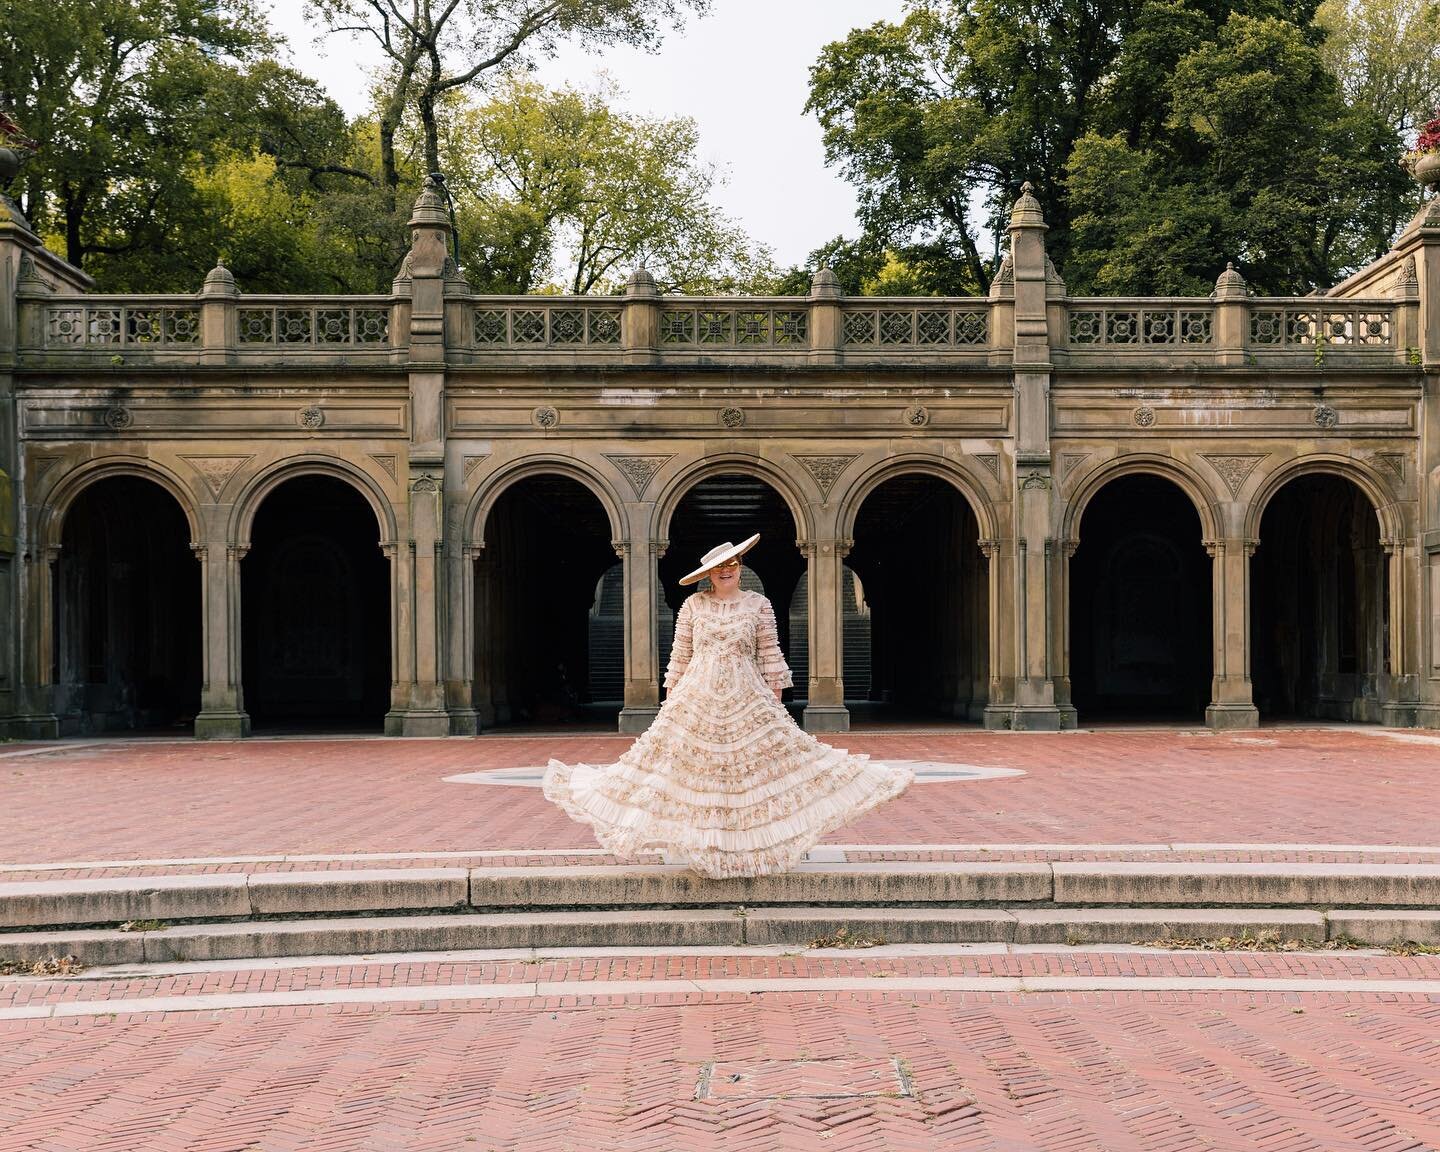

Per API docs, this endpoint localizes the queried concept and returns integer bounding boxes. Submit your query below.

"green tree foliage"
[442,78,772,294]
[1318,0,1440,139]
[805,0,1417,295]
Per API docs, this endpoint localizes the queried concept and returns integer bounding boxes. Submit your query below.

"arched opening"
[1070,474,1212,723]
[242,475,390,731]
[660,473,804,705]
[787,569,872,704]
[54,476,201,733]
[848,474,985,723]
[1251,474,1386,722]
[476,475,619,728]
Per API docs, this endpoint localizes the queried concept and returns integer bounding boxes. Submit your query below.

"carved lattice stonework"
[903,405,930,427]
[719,406,745,429]
[298,406,325,430]
[1313,404,1339,430]
[1132,406,1156,428]
[181,455,253,499]
[793,454,859,501]
[532,406,559,429]
[369,455,397,480]
[605,454,674,498]
[1201,454,1266,497]
[974,454,1001,480]
[463,455,490,482]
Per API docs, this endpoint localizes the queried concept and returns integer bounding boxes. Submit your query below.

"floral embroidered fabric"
[543,589,914,878]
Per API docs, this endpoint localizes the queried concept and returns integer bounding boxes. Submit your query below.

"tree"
[305,0,707,217]
[1317,0,1440,140]
[442,77,773,294]
[806,0,1413,295]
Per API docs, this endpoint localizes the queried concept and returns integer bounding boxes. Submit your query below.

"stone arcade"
[2,179,1438,738]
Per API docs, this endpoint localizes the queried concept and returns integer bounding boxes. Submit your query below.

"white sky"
[265,0,908,267]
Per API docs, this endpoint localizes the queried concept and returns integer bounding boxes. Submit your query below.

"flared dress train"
[542,588,913,878]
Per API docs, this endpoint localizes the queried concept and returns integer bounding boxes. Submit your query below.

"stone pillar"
[199,262,237,365]
[980,539,1011,727]
[808,268,842,368]
[445,534,479,735]
[622,267,660,367]
[619,538,662,733]
[471,549,497,727]
[1382,536,1420,726]
[1054,539,1078,729]
[12,544,59,738]
[396,469,449,736]
[1213,262,1248,367]
[802,538,850,733]
[1204,537,1259,729]
[1004,183,1062,730]
[193,542,251,738]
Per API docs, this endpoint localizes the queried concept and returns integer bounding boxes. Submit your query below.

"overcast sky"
[264,1,908,267]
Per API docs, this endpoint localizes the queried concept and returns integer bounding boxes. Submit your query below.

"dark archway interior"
[1251,475,1386,722]
[660,474,803,700]
[242,476,390,730]
[848,475,986,722]
[476,475,618,727]
[1070,475,1211,721]
[55,477,201,733]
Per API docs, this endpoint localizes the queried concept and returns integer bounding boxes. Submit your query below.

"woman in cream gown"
[542,534,913,878]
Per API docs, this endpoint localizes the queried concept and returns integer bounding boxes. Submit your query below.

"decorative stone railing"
[17,285,1420,368]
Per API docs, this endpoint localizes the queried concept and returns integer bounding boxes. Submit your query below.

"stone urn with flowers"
[1408,114,1440,194]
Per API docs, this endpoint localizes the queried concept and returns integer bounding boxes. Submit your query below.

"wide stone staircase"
[4,861,1440,965]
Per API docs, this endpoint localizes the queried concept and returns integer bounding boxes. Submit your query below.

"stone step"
[1,907,1436,967]
[5,862,1440,933]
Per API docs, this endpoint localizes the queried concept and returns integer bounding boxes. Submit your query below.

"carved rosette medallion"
[532,406,559,429]
[903,404,930,427]
[1200,454,1266,498]
[792,454,859,502]
[719,406,745,430]
[605,454,674,498]
[1313,404,1339,430]
[104,406,133,430]
[298,406,325,430]
[1132,406,1156,428]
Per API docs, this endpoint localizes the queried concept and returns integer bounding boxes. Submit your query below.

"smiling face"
[707,557,742,592]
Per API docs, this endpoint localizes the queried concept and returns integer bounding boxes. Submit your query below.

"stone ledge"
[1051,862,1440,907]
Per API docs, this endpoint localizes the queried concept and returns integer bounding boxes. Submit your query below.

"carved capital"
[189,542,209,563]
[612,539,631,560]
[650,538,668,559]
[977,538,1001,558]
[226,543,251,562]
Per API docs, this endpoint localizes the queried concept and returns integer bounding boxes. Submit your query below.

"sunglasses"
[712,558,742,570]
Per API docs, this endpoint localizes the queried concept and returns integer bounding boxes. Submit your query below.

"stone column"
[1204,537,1259,729]
[1382,536,1419,726]
[13,544,59,738]
[619,538,662,733]
[1054,539,1078,729]
[445,532,479,735]
[395,469,449,736]
[802,538,850,733]
[193,542,251,738]
[980,538,1011,727]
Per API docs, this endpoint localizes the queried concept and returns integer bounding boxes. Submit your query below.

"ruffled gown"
[542,589,913,878]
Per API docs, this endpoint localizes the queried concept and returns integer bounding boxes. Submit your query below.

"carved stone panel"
[181,455,254,499]
[1200,454,1267,498]
[791,454,859,501]
[605,454,674,499]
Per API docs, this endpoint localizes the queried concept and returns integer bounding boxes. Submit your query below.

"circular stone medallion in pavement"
[443,760,1024,787]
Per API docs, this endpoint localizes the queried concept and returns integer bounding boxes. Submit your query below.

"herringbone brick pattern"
[3,729,1438,866]
[4,987,1440,1150]
[8,951,1440,1012]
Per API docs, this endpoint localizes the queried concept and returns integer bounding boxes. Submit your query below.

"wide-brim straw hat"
[679,533,760,586]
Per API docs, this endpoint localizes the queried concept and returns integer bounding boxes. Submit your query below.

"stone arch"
[1244,455,1403,545]
[1061,454,1222,546]
[836,454,999,544]
[38,456,202,548]
[467,455,625,549]
[230,455,397,549]
[651,453,814,545]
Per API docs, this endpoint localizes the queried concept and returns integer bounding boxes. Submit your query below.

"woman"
[542,534,913,878]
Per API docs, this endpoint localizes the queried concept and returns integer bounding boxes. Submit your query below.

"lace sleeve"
[754,596,793,691]
[663,596,695,690]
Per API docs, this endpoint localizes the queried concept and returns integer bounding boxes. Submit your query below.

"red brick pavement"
[3,728,1439,866]
[8,951,1440,1012]
[4,981,1440,1150]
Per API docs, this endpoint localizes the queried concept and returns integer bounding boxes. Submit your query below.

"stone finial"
[1213,261,1247,300]
[407,175,452,231]
[201,259,238,297]
[809,266,841,300]
[1044,252,1066,296]
[1009,180,1046,229]
[988,252,1014,300]
[625,264,658,298]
